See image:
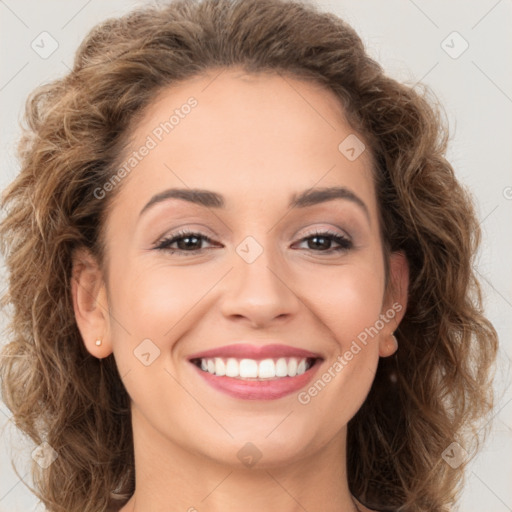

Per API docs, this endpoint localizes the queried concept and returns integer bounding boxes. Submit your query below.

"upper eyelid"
[157,226,351,240]
[154,228,352,249]
[167,219,351,235]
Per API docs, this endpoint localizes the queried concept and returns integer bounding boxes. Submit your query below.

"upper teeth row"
[199,357,310,379]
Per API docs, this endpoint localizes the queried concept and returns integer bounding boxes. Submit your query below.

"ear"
[379,250,409,358]
[71,247,112,359]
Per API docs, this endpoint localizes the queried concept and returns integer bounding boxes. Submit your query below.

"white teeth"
[258,359,275,379]
[288,358,298,377]
[196,356,314,379]
[275,358,288,377]
[225,358,239,377]
[214,357,226,376]
[239,359,258,378]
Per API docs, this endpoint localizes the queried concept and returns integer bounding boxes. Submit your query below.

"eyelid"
[153,224,351,245]
[151,223,219,246]
[298,225,352,241]
[153,226,354,255]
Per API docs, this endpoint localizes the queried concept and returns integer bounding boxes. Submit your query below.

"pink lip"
[192,362,322,400]
[187,343,324,401]
[187,343,322,361]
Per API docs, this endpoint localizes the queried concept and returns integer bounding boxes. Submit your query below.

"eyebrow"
[139,186,370,222]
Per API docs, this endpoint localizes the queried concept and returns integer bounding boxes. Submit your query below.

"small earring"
[390,332,398,350]
[95,339,102,346]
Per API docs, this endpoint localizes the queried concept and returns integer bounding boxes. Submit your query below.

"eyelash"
[153,228,353,256]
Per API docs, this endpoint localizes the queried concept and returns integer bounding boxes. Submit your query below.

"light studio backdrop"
[0,1,511,511]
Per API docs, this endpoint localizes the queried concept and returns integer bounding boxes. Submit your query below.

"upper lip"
[188,343,323,361]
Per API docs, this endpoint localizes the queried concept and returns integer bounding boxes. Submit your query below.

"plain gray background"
[1,0,511,511]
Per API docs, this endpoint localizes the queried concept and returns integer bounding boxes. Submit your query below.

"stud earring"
[390,332,398,350]
[95,339,102,346]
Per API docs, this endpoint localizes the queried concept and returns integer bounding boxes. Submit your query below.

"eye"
[294,229,353,253]
[153,228,353,256]
[154,229,218,255]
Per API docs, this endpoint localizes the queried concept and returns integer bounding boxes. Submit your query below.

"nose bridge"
[219,233,299,324]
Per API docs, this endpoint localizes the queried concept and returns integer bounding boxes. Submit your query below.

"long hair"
[0,0,498,510]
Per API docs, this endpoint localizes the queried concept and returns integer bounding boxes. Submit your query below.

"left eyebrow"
[139,186,370,223]
[289,186,370,222]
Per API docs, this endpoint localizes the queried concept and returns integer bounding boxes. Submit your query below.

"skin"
[72,68,409,512]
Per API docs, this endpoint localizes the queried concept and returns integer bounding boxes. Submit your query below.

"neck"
[120,408,362,512]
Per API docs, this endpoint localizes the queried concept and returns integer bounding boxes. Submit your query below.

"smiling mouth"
[190,356,321,380]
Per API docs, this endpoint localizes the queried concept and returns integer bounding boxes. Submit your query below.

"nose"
[219,243,301,329]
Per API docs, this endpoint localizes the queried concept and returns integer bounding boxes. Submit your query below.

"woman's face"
[74,68,408,469]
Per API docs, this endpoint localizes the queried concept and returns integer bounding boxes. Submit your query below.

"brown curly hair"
[0,0,499,511]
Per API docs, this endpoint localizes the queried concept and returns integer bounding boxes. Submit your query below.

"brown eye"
[154,230,218,254]
[296,231,352,253]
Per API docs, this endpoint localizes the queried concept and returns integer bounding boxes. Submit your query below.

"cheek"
[106,262,219,406]
[109,261,222,343]
[295,261,385,347]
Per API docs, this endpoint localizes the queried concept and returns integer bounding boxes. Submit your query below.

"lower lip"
[191,361,322,400]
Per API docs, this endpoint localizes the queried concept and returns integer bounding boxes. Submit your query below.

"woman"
[0,0,499,511]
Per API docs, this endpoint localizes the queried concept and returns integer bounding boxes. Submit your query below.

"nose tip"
[219,251,300,328]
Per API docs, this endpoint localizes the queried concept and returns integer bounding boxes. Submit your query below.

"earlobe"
[378,332,399,357]
[71,248,112,359]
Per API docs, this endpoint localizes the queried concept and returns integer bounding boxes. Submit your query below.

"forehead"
[111,68,376,217]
